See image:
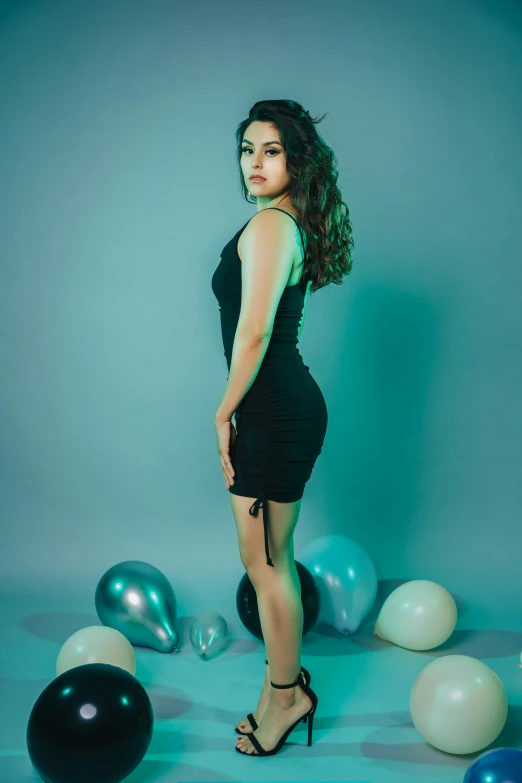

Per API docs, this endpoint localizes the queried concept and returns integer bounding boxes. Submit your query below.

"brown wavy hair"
[235,99,355,294]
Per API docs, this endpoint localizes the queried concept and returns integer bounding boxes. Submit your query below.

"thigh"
[229,493,302,569]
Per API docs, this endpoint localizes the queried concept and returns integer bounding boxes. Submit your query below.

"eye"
[241,148,279,156]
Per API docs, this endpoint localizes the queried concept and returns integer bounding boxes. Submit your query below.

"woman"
[211,99,354,756]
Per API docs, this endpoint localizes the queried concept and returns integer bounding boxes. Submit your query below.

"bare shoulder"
[236,208,297,261]
[237,208,301,262]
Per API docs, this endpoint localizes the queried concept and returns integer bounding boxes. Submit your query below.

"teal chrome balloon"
[298,535,378,635]
[95,560,180,653]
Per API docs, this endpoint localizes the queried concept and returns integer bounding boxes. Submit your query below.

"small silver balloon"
[95,560,180,653]
[189,611,229,660]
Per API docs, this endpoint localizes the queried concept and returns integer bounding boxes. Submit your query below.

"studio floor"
[1,580,521,783]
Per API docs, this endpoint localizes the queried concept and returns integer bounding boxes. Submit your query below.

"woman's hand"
[215,417,237,489]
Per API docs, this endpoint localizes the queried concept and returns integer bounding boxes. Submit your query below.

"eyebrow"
[242,138,283,147]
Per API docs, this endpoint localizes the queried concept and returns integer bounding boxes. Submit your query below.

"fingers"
[220,454,235,488]
[216,420,237,489]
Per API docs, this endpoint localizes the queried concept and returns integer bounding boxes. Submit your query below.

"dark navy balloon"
[236,560,320,640]
[463,747,522,783]
[27,663,153,783]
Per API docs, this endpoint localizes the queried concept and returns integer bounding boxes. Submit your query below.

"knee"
[239,541,278,573]
[240,549,267,577]
[238,532,293,575]
[242,552,293,584]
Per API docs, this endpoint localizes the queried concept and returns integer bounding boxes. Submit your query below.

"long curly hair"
[235,99,354,294]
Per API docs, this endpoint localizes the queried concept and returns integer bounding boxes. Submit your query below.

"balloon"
[57,626,136,676]
[236,560,320,640]
[189,611,229,660]
[298,535,377,635]
[27,663,153,783]
[374,580,457,650]
[463,747,522,783]
[95,560,180,652]
[410,655,508,754]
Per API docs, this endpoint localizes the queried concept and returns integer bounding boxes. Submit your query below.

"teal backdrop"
[1,2,521,782]
[1,0,520,621]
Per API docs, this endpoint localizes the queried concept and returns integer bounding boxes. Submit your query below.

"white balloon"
[374,580,457,650]
[56,625,136,676]
[410,655,508,754]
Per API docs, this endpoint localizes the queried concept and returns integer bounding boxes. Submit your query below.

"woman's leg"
[230,495,303,681]
[230,495,312,752]
[254,522,303,687]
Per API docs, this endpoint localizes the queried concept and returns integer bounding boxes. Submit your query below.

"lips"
[249,176,266,181]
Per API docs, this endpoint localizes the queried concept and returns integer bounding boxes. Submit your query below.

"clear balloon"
[374,580,457,650]
[57,625,136,676]
[410,655,508,754]
[95,560,180,653]
[189,611,229,660]
[298,535,377,635]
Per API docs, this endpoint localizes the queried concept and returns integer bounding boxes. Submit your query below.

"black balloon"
[27,663,154,783]
[236,560,320,640]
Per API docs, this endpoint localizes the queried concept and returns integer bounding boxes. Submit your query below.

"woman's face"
[240,121,290,202]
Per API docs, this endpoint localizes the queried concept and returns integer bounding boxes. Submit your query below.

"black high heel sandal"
[235,671,318,756]
[235,658,312,735]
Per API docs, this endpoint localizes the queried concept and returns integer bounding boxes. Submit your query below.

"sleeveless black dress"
[211,207,328,567]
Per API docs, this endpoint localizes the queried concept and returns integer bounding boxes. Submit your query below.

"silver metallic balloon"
[189,611,229,660]
[95,560,180,653]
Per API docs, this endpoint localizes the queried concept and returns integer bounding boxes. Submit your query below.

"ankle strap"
[270,676,302,689]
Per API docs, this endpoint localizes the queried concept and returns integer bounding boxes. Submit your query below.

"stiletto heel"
[307,706,315,746]
[235,671,318,757]
[235,658,312,734]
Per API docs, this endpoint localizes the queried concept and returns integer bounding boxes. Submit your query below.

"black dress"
[211,207,328,567]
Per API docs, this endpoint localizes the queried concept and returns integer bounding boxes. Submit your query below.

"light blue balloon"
[298,535,378,635]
